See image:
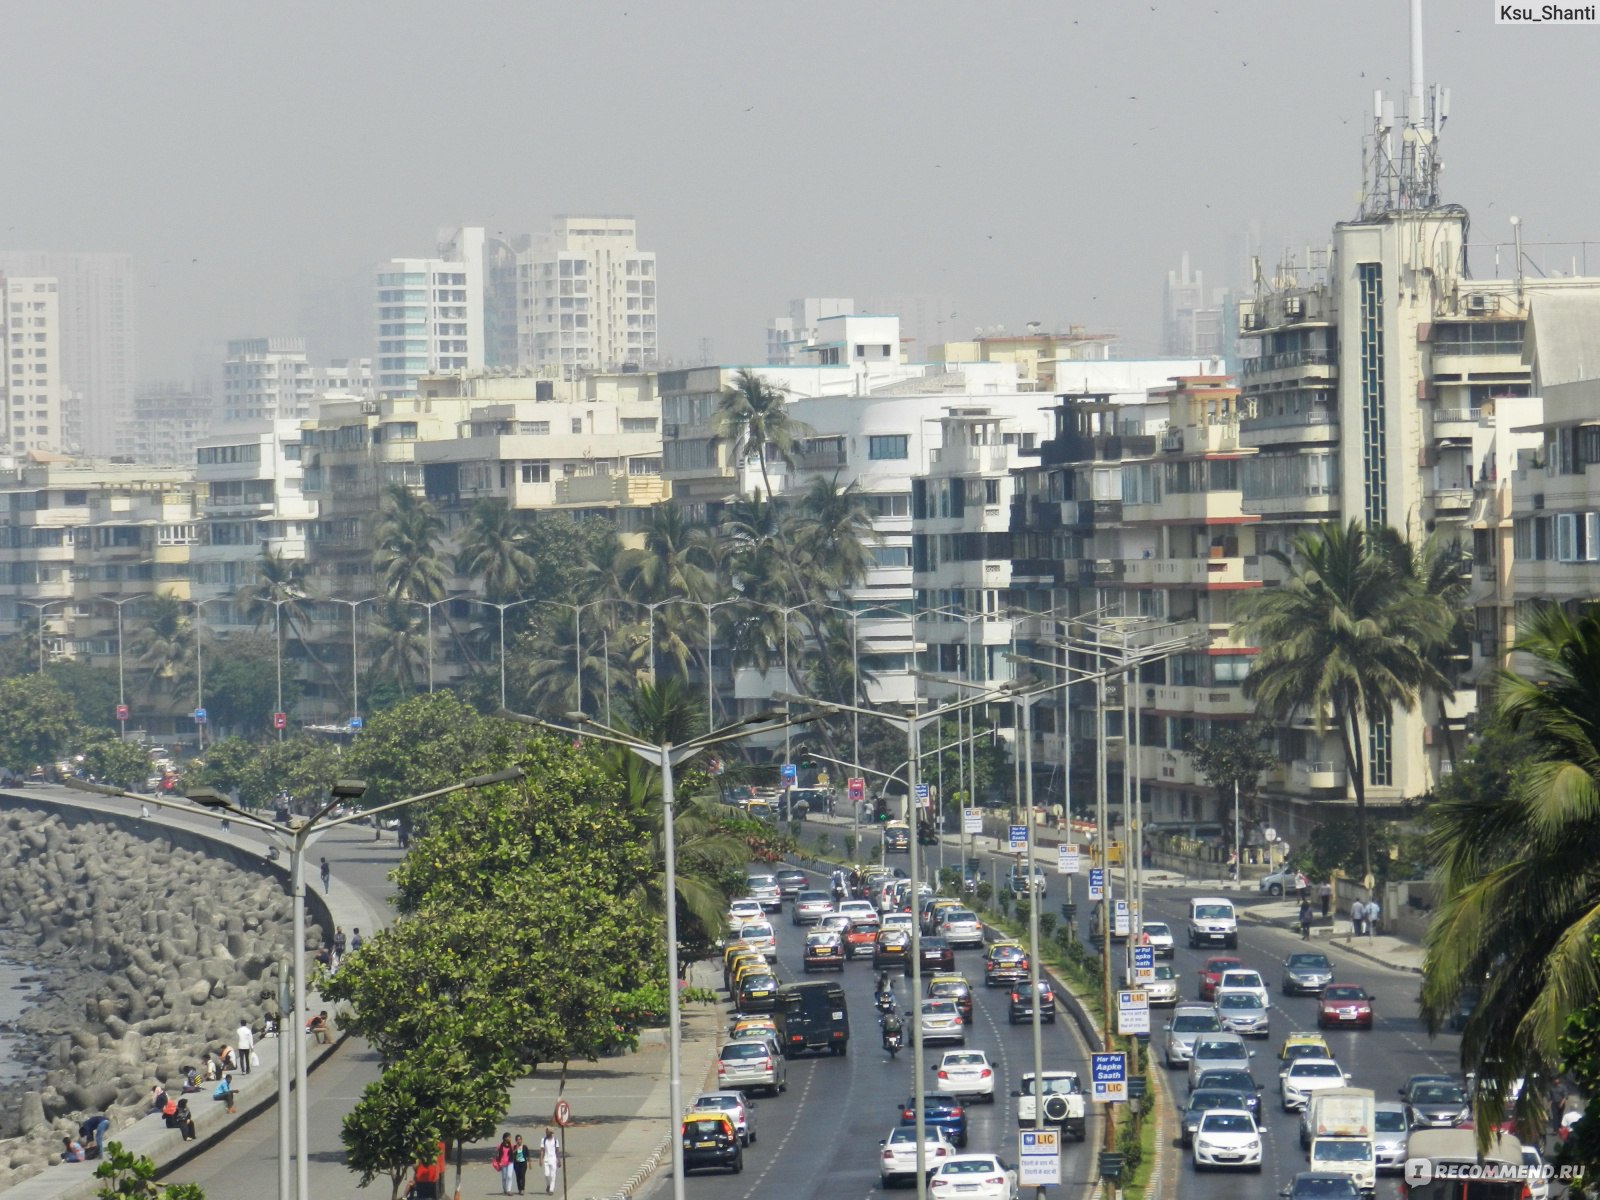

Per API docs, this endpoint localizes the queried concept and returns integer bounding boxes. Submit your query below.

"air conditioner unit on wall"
[1465,294,1492,315]
[1284,296,1305,319]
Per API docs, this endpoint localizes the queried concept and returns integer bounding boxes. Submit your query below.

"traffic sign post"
[192,707,206,725]
[1008,824,1028,852]
[963,807,982,834]
[1113,899,1131,938]
[553,1099,571,1127]
[848,777,865,802]
[1057,843,1080,875]
[1017,1128,1061,1187]
[1091,1051,1128,1103]
[1117,989,1150,1036]
[1087,866,1105,901]
[781,762,797,785]
[347,715,363,731]
[115,703,129,722]
[552,1099,572,1200]
[915,782,931,809]
[1130,944,1155,983]
[272,711,287,730]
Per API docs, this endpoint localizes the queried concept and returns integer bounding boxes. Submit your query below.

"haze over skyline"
[6,0,1595,380]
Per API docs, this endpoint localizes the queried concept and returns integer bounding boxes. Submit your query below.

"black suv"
[681,1112,743,1174]
[1009,980,1056,1024]
[907,936,955,976]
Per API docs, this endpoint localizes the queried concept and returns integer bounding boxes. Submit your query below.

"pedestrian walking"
[1367,896,1382,937]
[492,1132,516,1195]
[334,926,347,956]
[139,803,149,820]
[1350,898,1367,938]
[1298,900,1314,941]
[540,1126,560,1195]
[220,817,230,834]
[1295,872,1310,903]
[319,857,330,891]
[236,1020,255,1076]
[512,1134,529,1194]
[351,927,363,951]
[1318,880,1332,919]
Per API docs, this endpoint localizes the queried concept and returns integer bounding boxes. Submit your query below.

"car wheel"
[732,1153,743,1174]
[1269,883,1283,897]
[748,1129,756,1145]
[881,1177,892,1190]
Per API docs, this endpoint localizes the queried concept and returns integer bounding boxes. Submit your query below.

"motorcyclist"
[875,970,894,1005]
[881,1008,904,1051]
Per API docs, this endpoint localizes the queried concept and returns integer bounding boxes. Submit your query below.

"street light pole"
[326,597,376,730]
[18,599,64,675]
[100,595,141,740]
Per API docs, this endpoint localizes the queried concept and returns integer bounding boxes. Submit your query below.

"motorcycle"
[883,1028,903,1058]
[876,990,896,1014]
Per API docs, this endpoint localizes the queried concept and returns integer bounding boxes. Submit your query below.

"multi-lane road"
[673,861,1100,1200]
[695,821,1476,1200]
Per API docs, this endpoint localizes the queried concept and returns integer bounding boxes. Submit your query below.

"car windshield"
[923,1000,958,1016]
[1292,1181,1359,1199]
[683,1118,727,1136]
[1285,1045,1331,1061]
[944,910,977,923]
[942,1159,1002,1175]
[1374,1111,1407,1132]
[1294,1062,1344,1078]
[1154,965,1175,980]
[850,922,879,935]
[1173,1014,1222,1032]
[720,1043,768,1060]
[930,982,968,997]
[945,1053,985,1066]
[807,934,838,946]
[739,924,772,940]
[1024,1076,1080,1095]
[887,1128,939,1145]
[1189,1091,1244,1112]
[1221,972,1261,987]
[797,891,830,903]
[1220,994,1264,1010]
[747,876,776,888]
[991,946,1025,960]
[1201,1072,1255,1092]
[1415,1084,1466,1104]
[1202,1114,1255,1133]
[1204,960,1241,974]
[1315,1140,1371,1161]
[1324,987,1366,1001]
[1288,954,1332,971]
[1197,1040,1247,1060]
[1195,904,1232,919]
[742,975,776,989]
[1144,924,1171,936]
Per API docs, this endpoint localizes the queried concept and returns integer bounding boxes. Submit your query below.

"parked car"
[1258,868,1297,896]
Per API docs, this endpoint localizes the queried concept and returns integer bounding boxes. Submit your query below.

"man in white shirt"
[236,1020,255,1075]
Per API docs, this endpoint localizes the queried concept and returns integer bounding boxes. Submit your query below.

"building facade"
[519,216,658,377]
[375,227,485,396]
[766,298,855,365]
[1,275,65,455]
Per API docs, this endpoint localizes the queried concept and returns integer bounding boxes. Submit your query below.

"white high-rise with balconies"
[375,227,486,396]
[520,216,657,377]
[0,275,65,455]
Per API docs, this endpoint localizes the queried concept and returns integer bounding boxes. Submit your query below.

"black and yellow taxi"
[723,947,764,992]
[735,968,781,1012]
[803,929,845,972]
[681,1110,743,1174]
[926,973,975,1022]
[873,926,912,969]
[983,940,1030,988]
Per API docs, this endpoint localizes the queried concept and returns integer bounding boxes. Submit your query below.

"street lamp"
[99,595,142,739]
[499,703,824,1200]
[654,597,744,731]
[17,598,65,675]
[66,767,525,1200]
[190,595,233,749]
[812,600,904,853]
[540,598,619,721]
[466,597,540,713]
[325,597,377,729]
[777,682,1020,1200]
[408,595,463,694]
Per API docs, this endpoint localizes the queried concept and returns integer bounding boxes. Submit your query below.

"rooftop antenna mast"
[1363,0,1447,216]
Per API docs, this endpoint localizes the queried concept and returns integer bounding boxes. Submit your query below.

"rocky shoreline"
[0,812,294,1188]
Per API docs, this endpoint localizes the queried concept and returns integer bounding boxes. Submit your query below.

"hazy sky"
[6,0,1597,379]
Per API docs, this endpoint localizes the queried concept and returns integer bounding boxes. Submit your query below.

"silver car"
[1372,1102,1409,1173]
[715,1040,787,1096]
[689,1091,757,1146]
[1281,952,1334,996]
[1214,992,1271,1038]
[1187,1032,1254,1092]
[746,874,782,912]
[1164,1004,1223,1069]
[916,998,967,1045]
[792,890,835,926]
[1146,963,1180,1006]
[938,908,985,949]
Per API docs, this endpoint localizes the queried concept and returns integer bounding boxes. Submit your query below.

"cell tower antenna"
[1362,0,1445,216]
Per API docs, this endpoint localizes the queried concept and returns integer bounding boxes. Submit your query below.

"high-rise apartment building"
[0,275,65,454]
[1163,252,1226,359]
[116,384,214,466]
[766,298,855,365]
[375,227,485,396]
[519,216,657,377]
[0,251,137,457]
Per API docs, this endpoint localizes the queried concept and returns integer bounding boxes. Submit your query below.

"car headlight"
[1456,1107,1470,1122]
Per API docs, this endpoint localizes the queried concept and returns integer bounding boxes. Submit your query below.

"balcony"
[554,474,669,507]
[932,444,1014,473]
[1237,410,1338,449]
[1163,423,1241,454]
[1428,484,1474,512]
[1123,556,1262,588]
[1431,408,1485,442]
[1290,760,1348,791]
[1077,559,1125,584]
[1240,348,1335,378]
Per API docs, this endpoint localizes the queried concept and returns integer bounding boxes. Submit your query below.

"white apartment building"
[0,251,137,458]
[1,276,64,454]
[375,227,485,396]
[519,216,657,376]
[116,385,214,466]
[221,338,373,423]
[766,298,855,365]
[189,419,315,603]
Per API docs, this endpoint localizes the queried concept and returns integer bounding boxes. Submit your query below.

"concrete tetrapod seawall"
[0,788,336,1198]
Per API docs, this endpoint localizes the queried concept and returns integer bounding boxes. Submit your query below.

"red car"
[843,919,881,960]
[1197,956,1244,1001]
[1316,983,1374,1029]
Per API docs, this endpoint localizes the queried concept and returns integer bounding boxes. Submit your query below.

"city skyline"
[4,1,1595,387]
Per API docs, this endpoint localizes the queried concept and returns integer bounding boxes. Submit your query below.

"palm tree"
[1234,520,1449,884]
[374,485,446,602]
[628,504,713,602]
[243,546,343,703]
[714,369,810,504]
[793,474,879,594]
[367,596,427,693]
[455,498,535,603]
[1421,603,1600,1135]
[131,594,193,703]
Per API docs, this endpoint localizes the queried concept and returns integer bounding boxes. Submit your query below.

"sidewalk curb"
[1236,907,1424,974]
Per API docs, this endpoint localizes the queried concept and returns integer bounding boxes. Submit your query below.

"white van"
[1187,896,1239,949]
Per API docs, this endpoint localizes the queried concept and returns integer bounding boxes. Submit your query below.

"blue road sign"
[915,783,930,800]
[1132,945,1155,977]
[1088,866,1105,900]
[348,715,363,731]
[1091,1052,1127,1102]
[192,708,206,724]
[781,762,797,784]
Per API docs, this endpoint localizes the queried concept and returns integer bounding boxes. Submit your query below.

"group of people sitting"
[59,1114,109,1162]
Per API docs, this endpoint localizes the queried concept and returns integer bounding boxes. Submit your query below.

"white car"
[689,1091,756,1146]
[727,899,763,927]
[1191,1108,1263,1171]
[1145,963,1180,1006]
[882,912,916,933]
[936,1050,996,1102]
[1280,1059,1351,1111]
[791,891,835,926]
[917,998,967,1045]
[879,1125,955,1188]
[837,899,877,923]
[1216,969,1271,1009]
[1140,922,1176,958]
[1214,992,1271,1038]
[1523,1146,1550,1200]
[939,908,985,948]
[928,1153,1018,1200]
[735,921,777,961]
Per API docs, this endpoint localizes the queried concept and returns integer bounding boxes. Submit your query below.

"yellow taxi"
[681,1111,743,1174]
[732,956,776,991]
[723,948,764,991]
[729,1015,779,1040]
[1277,1031,1333,1069]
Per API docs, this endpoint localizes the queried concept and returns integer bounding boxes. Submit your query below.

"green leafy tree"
[373,484,446,602]
[342,692,522,822]
[1187,724,1277,839]
[130,594,194,705]
[455,497,536,603]
[1422,603,1600,1138]
[341,1065,457,1200]
[45,660,122,733]
[1235,520,1449,884]
[92,1142,204,1198]
[81,732,154,790]
[202,631,286,736]
[0,674,79,768]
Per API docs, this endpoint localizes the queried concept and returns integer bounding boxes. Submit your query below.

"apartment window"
[984,478,1001,504]
[571,418,584,434]
[872,545,912,568]
[1358,262,1388,525]
[621,417,657,432]
[520,461,551,484]
[520,421,551,436]
[868,435,908,460]
[863,493,910,518]
[628,457,662,476]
